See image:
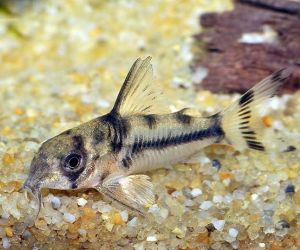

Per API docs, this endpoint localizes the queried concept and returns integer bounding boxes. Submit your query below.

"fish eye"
[64,153,82,170]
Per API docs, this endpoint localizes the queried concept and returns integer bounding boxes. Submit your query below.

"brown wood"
[193,0,300,94]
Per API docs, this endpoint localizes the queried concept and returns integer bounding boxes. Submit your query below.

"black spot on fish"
[100,171,110,182]
[175,110,193,125]
[122,156,132,169]
[102,112,131,153]
[92,130,104,145]
[211,112,221,119]
[71,183,78,189]
[72,135,84,151]
[132,137,141,154]
[143,114,157,129]
[64,164,85,183]
[61,129,71,136]
[239,90,254,106]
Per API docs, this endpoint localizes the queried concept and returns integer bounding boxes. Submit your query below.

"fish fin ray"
[100,174,155,214]
[111,57,167,116]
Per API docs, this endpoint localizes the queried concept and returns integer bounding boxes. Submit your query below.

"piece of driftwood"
[193,0,300,94]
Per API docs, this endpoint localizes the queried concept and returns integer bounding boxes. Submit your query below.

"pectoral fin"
[98,174,155,214]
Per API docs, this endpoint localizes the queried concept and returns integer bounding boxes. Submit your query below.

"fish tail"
[220,68,290,151]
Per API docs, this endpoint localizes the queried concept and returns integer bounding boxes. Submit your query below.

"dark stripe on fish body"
[132,123,224,154]
[175,110,193,125]
[143,114,157,129]
[72,135,85,151]
[102,112,130,152]
[132,136,142,154]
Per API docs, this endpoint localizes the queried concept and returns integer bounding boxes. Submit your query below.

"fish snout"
[22,172,34,188]
[19,178,41,199]
[22,154,51,191]
[19,179,34,193]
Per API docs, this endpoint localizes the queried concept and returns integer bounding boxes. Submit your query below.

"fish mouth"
[20,182,42,218]
[15,182,42,234]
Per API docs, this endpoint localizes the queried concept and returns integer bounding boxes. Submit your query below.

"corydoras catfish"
[22,57,289,216]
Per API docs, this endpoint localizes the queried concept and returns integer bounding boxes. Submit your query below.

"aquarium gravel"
[1,0,300,249]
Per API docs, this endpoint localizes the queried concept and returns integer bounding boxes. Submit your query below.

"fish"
[21,56,289,217]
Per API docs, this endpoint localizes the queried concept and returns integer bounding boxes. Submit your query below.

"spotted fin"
[100,174,155,214]
[221,68,290,151]
[111,57,167,116]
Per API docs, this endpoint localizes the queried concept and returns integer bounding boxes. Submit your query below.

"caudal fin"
[221,68,290,151]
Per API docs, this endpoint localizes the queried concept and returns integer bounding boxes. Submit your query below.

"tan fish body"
[22,57,289,214]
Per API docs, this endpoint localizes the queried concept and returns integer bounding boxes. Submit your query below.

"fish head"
[20,130,84,224]
[23,120,111,195]
[24,132,86,192]
[20,120,113,223]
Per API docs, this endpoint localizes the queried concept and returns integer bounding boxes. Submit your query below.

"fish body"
[103,111,223,174]
[22,57,289,214]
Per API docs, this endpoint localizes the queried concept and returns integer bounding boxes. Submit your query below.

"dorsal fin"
[111,57,167,116]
